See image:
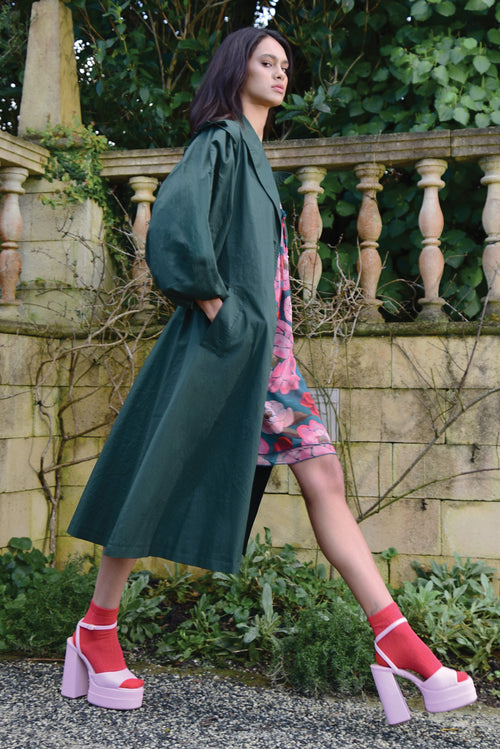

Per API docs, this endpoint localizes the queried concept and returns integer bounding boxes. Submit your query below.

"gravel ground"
[1,658,498,749]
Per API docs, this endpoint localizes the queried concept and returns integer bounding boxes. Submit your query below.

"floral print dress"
[257,212,336,466]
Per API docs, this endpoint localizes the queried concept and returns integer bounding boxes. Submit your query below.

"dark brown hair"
[189,26,292,134]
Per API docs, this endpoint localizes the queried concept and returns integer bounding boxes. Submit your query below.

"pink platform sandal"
[370,616,477,725]
[61,620,144,710]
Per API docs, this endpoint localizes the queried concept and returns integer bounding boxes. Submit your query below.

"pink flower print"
[262,400,295,434]
[258,437,270,454]
[275,435,294,452]
[273,319,294,359]
[297,421,330,445]
[283,294,293,323]
[268,357,300,395]
[300,392,320,417]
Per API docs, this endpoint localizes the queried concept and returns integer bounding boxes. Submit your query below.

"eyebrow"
[258,53,289,66]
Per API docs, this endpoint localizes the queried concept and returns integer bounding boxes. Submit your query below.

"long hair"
[189,27,292,134]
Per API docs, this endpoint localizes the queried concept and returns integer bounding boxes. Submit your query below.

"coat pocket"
[200,294,245,357]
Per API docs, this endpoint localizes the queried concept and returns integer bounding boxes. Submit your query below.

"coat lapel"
[240,117,282,222]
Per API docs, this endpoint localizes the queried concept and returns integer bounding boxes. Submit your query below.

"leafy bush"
[0,539,97,654]
[0,538,161,655]
[275,603,375,696]
[117,572,163,649]
[156,528,358,667]
[398,554,500,674]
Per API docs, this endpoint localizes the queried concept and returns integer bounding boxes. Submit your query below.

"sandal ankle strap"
[78,619,118,632]
[374,616,407,645]
[374,616,407,669]
[75,618,118,650]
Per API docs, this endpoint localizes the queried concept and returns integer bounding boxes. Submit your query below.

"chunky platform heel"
[371,616,477,725]
[61,637,89,699]
[61,620,144,710]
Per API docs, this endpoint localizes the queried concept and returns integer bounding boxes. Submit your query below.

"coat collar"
[202,117,281,224]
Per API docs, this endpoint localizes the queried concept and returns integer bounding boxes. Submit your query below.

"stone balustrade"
[100,126,500,323]
[0,131,48,306]
[2,126,500,322]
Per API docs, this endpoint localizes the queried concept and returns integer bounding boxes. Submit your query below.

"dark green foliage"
[0,0,31,132]
[277,604,375,696]
[0,539,97,654]
[117,572,163,649]
[399,554,500,673]
[0,538,161,655]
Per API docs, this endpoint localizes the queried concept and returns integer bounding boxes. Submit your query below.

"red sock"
[368,603,467,682]
[75,599,143,689]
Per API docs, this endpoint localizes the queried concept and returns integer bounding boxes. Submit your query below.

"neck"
[241,104,269,141]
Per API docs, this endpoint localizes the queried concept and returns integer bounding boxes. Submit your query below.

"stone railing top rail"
[0,131,49,175]
[100,126,500,181]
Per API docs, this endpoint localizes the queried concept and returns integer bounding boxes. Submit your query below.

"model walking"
[61,27,476,725]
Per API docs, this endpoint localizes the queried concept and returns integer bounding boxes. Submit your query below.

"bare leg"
[92,553,138,608]
[291,453,392,617]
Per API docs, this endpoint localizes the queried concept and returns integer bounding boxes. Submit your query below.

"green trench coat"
[68,118,282,573]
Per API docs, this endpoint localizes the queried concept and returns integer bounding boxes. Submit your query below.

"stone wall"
[1,328,499,592]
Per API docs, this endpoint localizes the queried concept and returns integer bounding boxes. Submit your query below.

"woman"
[61,27,476,724]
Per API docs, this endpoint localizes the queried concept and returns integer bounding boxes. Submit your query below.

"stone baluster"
[296,166,326,302]
[0,167,29,305]
[479,156,500,319]
[129,175,158,298]
[415,158,448,320]
[354,162,385,321]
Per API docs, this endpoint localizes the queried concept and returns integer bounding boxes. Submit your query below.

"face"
[240,36,289,112]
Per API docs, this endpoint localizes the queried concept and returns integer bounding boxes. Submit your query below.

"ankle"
[76,600,126,675]
[83,599,120,626]
[369,602,442,680]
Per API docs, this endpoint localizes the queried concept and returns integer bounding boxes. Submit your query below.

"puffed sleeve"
[145,125,236,307]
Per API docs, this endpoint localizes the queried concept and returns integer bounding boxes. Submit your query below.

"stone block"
[267,465,289,493]
[292,547,330,571]
[0,491,31,547]
[60,385,117,440]
[388,554,432,589]
[21,184,102,244]
[340,389,437,443]
[294,336,392,389]
[0,489,48,552]
[0,437,55,492]
[394,443,500,501]
[288,468,301,496]
[340,442,393,499]
[442,501,500,558]
[357,497,441,556]
[57,485,83,535]
[392,335,500,389]
[29,491,50,544]
[251,492,316,549]
[0,332,60,387]
[446,390,500,445]
[55,535,96,566]
[0,386,62,439]
[60,437,102,487]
